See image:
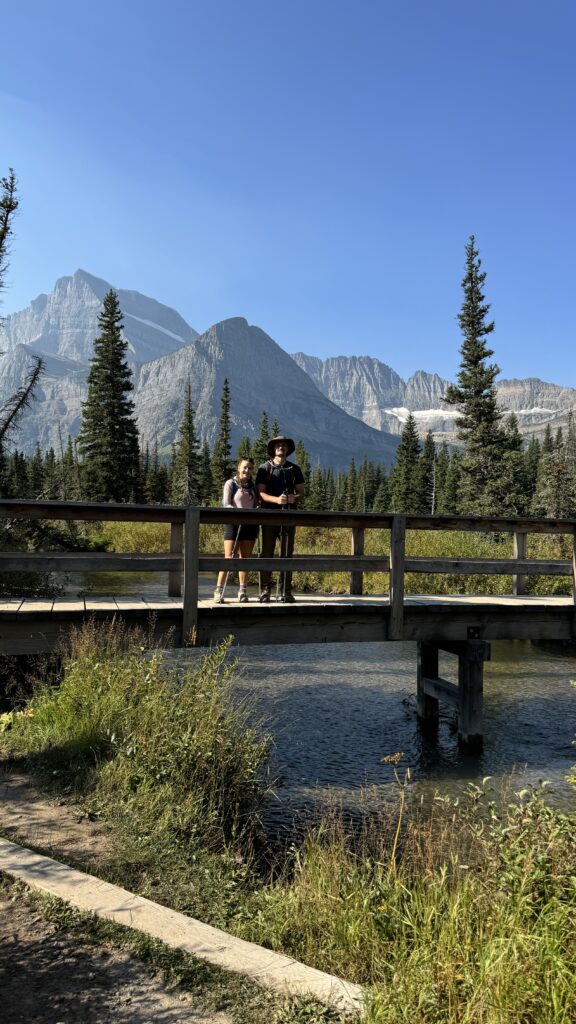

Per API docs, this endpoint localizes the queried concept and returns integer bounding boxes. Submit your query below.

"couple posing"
[213,435,305,604]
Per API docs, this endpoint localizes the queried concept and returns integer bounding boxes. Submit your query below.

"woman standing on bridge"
[214,457,259,603]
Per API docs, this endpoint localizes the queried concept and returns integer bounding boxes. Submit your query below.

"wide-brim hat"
[267,435,295,458]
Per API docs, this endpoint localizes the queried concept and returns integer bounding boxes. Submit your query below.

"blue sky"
[1,0,574,383]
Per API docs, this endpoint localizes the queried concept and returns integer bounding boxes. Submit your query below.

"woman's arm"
[222,479,235,507]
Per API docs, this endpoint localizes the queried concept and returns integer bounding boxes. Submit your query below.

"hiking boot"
[282,593,296,603]
[259,591,271,603]
[213,588,225,604]
[238,589,249,603]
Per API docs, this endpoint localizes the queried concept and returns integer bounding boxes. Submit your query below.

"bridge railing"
[1,501,575,640]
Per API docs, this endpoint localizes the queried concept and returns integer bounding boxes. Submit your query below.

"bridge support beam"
[416,639,490,753]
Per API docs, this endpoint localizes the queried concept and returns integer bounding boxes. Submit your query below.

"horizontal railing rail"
[1,501,575,641]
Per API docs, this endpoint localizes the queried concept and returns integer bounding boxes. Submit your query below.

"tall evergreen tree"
[524,436,541,505]
[198,439,213,505]
[372,477,391,513]
[27,442,44,496]
[251,411,270,468]
[391,414,421,512]
[416,431,436,513]
[444,237,506,514]
[236,436,252,460]
[308,464,327,510]
[77,290,140,502]
[171,380,201,504]
[210,378,233,496]
[292,440,310,509]
[343,459,358,512]
[437,451,462,514]
[497,413,528,514]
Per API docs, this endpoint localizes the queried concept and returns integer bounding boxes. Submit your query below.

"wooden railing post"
[389,515,406,639]
[168,521,184,597]
[182,506,200,644]
[513,530,527,596]
[350,527,365,595]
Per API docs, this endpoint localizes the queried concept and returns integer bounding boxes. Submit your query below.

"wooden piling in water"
[416,639,490,753]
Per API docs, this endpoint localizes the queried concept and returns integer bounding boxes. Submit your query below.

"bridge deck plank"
[17,599,54,614]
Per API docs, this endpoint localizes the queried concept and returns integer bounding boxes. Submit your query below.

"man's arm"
[258,482,288,506]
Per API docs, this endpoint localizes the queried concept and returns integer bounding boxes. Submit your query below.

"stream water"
[72,573,576,823]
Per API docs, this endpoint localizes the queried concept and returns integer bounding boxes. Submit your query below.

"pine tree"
[171,380,201,504]
[437,452,462,514]
[325,467,337,510]
[372,478,391,513]
[27,442,44,496]
[434,443,450,512]
[55,432,76,500]
[43,448,58,499]
[198,440,213,505]
[497,413,527,514]
[531,427,571,517]
[415,431,436,513]
[308,464,327,510]
[444,237,506,514]
[359,458,377,510]
[565,411,576,516]
[77,290,140,502]
[210,378,233,497]
[236,436,252,460]
[524,437,541,506]
[343,459,358,512]
[294,438,310,479]
[270,418,281,438]
[0,442,10,497]
[251,412,270,468]
[391,414,421,512]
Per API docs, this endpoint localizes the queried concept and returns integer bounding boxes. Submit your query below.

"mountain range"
[292,354,576,441]
[0,271,397,469]
[1,269,574,466]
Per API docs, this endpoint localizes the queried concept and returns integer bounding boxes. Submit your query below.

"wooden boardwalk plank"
[17,599,54,614]
[142,596,182,610]
[52,597,85,613]
[113,597,148,611]
[84,597,119,613]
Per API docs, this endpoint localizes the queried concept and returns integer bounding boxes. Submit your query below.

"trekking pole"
[276,490,290,602]
[221,525,242,601]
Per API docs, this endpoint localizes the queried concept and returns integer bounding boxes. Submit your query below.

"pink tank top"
[222,478,258,510]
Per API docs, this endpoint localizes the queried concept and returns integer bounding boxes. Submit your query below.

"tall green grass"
[4,626,576,1022]
[98,520,573,597]
[3,623,270,921]
[239,779,576,1023]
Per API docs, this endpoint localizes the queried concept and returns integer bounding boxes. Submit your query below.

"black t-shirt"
[256,460,305,502]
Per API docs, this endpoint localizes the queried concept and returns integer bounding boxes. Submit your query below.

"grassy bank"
[98,519,574,596]
[2,626,576,1022]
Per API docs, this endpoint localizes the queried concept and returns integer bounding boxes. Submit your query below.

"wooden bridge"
[1,500,575,751]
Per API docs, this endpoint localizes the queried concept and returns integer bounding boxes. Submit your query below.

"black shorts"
[224,524,258,542]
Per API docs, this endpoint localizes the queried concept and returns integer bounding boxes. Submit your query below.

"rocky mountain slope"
[292,353,576,439]
[0,269,198,364]
[0,274,398,469]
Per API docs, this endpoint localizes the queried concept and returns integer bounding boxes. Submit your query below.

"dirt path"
[0,894,231,1024]
[0,769,110,869]
[0,768,232,1024]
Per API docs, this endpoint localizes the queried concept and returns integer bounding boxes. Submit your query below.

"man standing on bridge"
[256,436,305,603]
